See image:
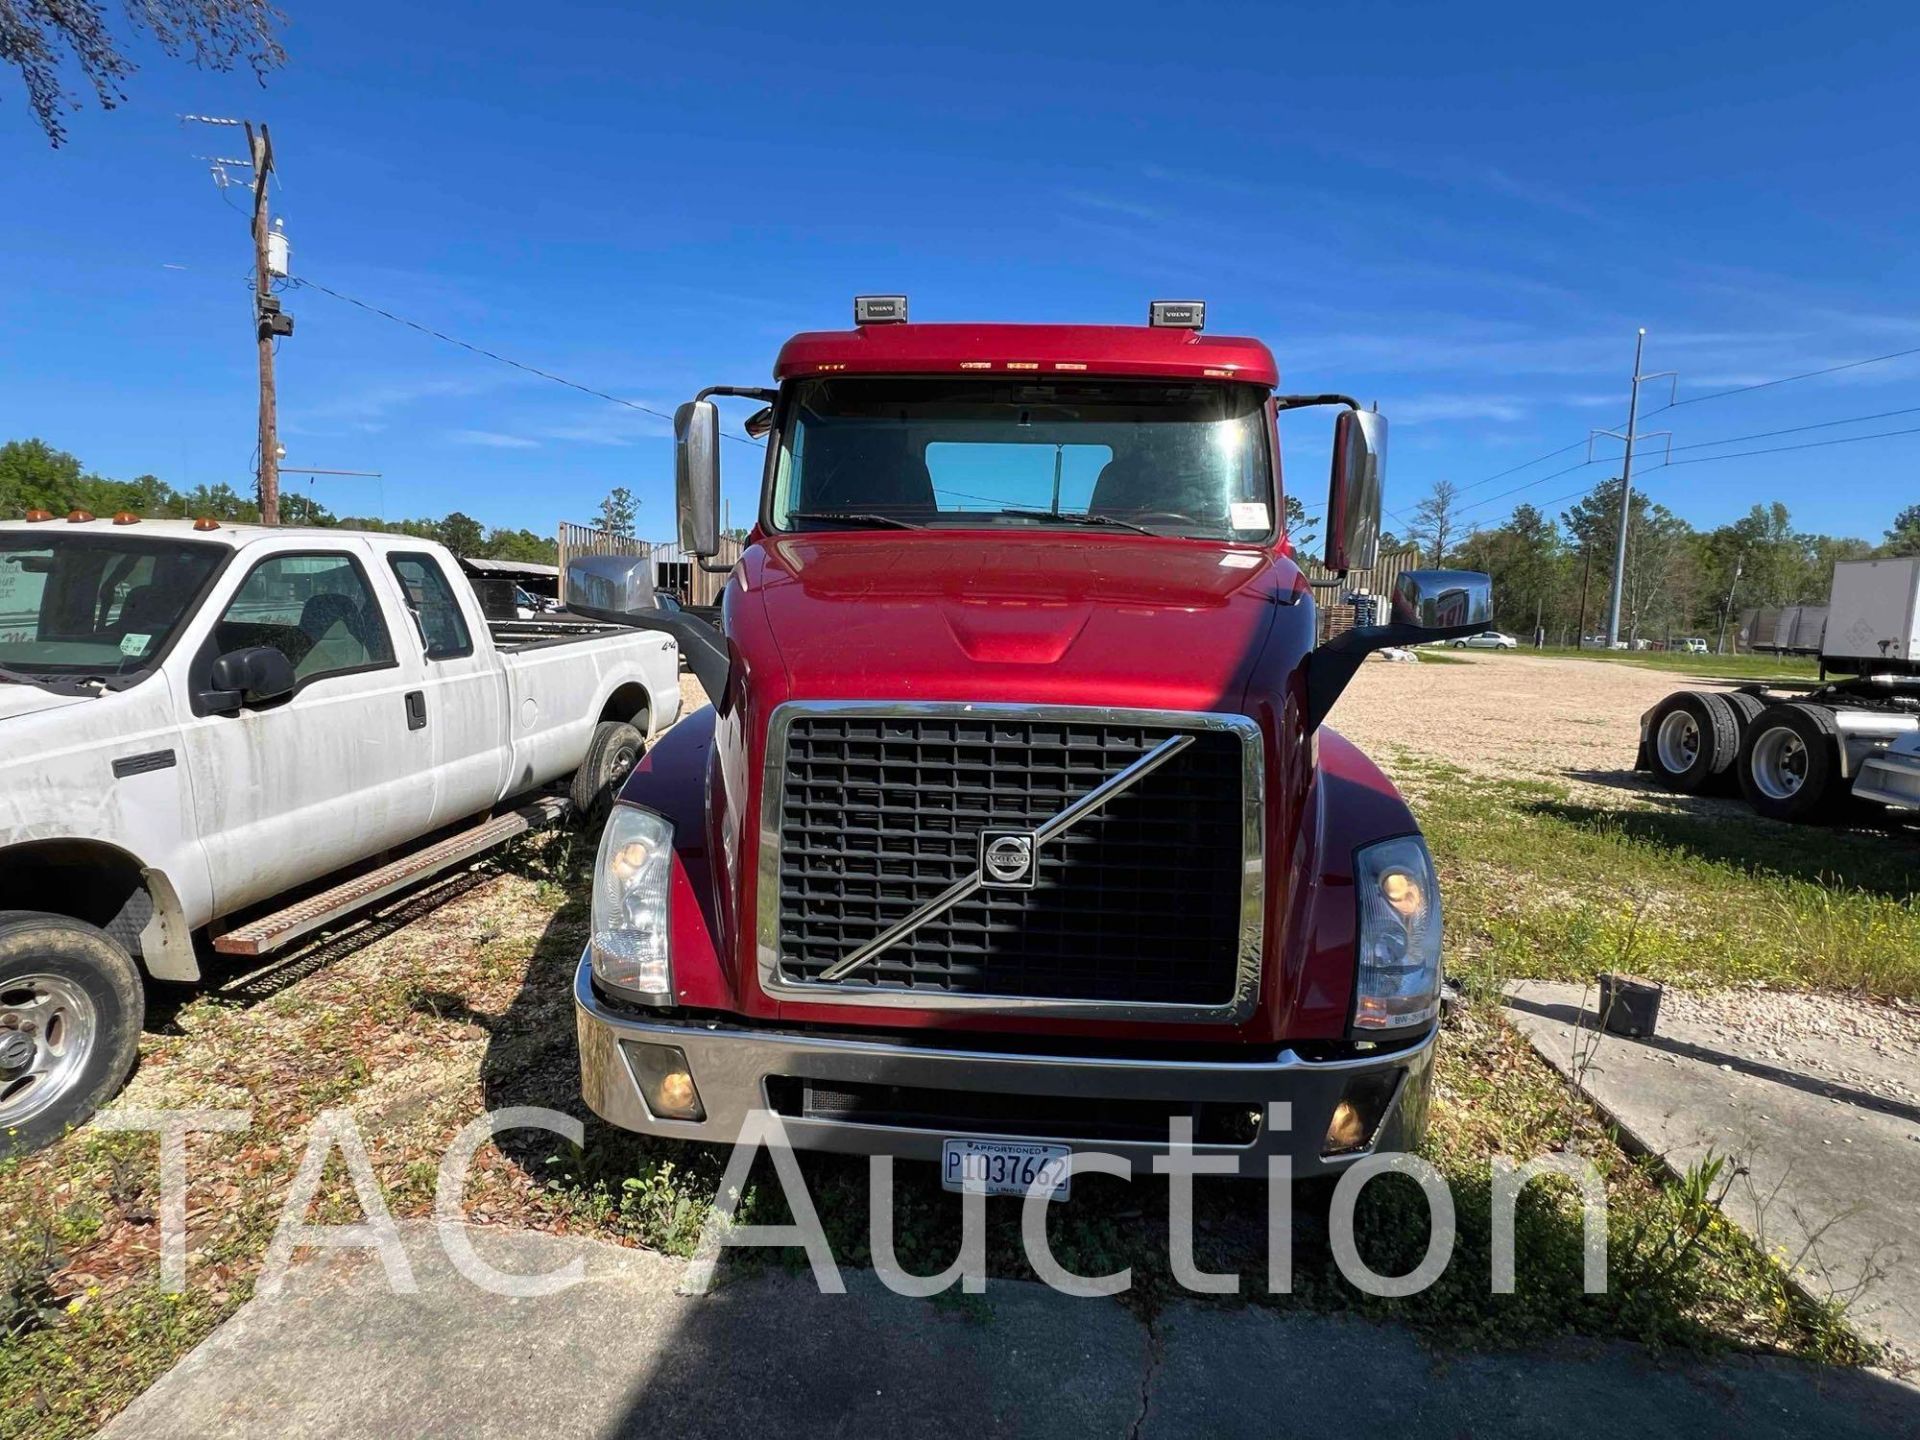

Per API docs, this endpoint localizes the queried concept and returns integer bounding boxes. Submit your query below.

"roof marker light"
[112,511,140,525]
[23,508,54,522]
[193,516,221,532]
[66,509,95,523]
[1149,300,1206,330]
[854,295,908,325]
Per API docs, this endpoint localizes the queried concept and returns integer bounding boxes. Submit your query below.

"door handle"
[404,690,428,730]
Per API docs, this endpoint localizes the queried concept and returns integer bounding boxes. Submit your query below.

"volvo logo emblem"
[980,830,1038,888]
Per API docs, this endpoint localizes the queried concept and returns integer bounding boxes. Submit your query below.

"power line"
[1659,403,1920,456]
[287,277,765,447]
[1452,455,1609,518]
[1452,437,1589,497]
[1660,422,1920,468]
[1642,342,1920,417]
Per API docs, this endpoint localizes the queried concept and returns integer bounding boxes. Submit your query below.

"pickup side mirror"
[1324,409,1385,574]
[675,398,720,558]
[203,645,297,714]
[1303,568,1493,731]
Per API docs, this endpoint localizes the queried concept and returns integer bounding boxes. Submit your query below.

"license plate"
[940,1138,1072,1200]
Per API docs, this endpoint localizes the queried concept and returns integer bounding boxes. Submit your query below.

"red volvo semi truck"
[568,298,1491,1192]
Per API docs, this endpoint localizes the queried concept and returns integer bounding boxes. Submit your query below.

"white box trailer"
[1825,557,1920,667]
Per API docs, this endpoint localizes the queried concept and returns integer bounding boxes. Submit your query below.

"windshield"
[0,533,224,681]
[770,378,1275,541]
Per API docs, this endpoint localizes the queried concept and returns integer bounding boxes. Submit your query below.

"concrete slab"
[1504,979,1920,1364]
[102,1220,1920,1439]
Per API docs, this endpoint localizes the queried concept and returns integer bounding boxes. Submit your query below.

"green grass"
[1526,646,1822,683]
[1391,753,1920,1001]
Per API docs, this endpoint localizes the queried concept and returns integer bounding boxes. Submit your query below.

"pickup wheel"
[571,721,646,827]
[0,913,144,1157]
[1739,702,1843,823]
[1644,690,1738,794]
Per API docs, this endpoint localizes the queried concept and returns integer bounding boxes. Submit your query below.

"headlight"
[589,806,674,1002]
[1352,834,1442,1032]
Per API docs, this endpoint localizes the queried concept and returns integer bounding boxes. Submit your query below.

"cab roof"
[0,517,442,552]
[773,323,1279,387]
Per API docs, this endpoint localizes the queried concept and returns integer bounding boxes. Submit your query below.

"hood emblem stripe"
[815,733,1195,982]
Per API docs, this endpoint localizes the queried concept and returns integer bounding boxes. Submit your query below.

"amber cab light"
[23,508,54,522]
[67,509,95,523]
[192,516,221,532]
[111,511,140,525]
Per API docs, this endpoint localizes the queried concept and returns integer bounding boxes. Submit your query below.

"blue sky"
[3,1,1917,543]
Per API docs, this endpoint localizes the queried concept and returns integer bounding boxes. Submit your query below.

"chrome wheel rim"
[0,974,99,1129]
[1751,727,1808,801]
[1655,711,1701,773]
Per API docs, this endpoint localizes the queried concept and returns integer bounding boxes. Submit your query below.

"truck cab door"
[177,543,436,916]
[385,550,510,828]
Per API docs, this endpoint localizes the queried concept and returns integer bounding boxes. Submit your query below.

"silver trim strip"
[755,701,1266,1023]
[817,732,1195,981]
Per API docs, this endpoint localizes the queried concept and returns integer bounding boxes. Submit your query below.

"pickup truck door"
[385,550,510,828]
[178,543,437,916]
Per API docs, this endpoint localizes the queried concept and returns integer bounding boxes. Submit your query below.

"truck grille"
[768,709,1255,1008]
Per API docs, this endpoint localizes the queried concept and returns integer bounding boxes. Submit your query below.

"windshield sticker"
[120,632,152,658]
[1230,502,1270,530]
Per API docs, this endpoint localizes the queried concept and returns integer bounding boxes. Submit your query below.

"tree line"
[1405,477,1920,646]
[1,438,558,565]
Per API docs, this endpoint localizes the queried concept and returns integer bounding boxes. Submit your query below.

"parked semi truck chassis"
[1639,557,1920,820]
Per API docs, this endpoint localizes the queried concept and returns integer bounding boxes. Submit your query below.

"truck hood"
[748,531,1301,712]
[0,684,90,723]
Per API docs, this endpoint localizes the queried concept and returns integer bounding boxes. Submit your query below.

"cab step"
[210,795,571,957]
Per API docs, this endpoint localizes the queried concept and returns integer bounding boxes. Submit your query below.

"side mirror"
[1390,569,1493,634]
[1324,409,1385,573]
[675,398,720,558]
[207,645,296,710]
[1303,567,1492,733]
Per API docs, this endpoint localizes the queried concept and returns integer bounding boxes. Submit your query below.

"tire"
[570,720,645,828]
[0,913,144,1157]
[1451,641,1467,649]
[1738,702,1843,823]
[1644,690,1738,794]
[1722,691,1766,754]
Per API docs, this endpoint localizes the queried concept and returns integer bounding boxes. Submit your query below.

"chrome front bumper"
[575,956,1436,1178]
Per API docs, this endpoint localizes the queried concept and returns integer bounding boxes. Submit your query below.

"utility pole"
[246,121,280,525]
[183,115,294,525]
[1575,544,1593,646]
[1589,330,1674,648]
[1715,558,1744,655]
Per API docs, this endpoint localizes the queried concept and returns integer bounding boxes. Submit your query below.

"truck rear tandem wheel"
[1738,701,1845,822]
[1641,690,1740,793]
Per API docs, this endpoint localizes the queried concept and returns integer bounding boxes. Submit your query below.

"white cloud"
[449,429,538,450]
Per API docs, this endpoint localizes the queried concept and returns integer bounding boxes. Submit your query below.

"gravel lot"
[1327,649,1733,790]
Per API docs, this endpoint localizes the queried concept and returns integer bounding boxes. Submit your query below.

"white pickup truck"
[0,515,682,1152]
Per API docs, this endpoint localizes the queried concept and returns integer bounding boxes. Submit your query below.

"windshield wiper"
[0,665,89,695]
[786,511,924,531]
[988,509,1158,536]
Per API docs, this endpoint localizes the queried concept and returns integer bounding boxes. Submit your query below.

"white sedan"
[1450,631,1518,650]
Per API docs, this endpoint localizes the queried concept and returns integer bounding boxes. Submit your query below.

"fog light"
[1324,1100,1368,1154]
[622,1041,705,1121]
